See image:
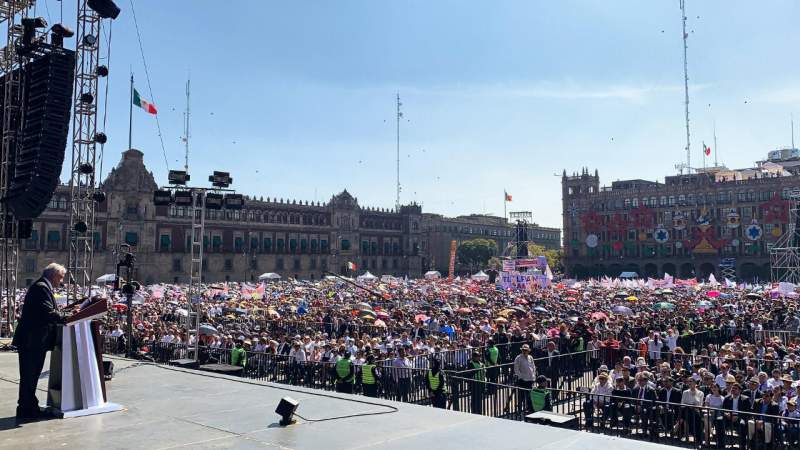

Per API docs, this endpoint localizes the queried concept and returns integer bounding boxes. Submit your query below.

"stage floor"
[0,353,676,450]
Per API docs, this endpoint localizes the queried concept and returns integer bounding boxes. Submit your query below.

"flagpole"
[503,190,507,221]
[128,74,134,150]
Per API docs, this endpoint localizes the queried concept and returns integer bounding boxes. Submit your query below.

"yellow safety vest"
[361,364,376,385]
[336,358,353,383]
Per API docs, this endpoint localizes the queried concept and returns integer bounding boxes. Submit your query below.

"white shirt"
[513,354,536,381]
[289,348,306,363]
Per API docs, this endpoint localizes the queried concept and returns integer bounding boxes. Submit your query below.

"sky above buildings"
[51,0,800,228]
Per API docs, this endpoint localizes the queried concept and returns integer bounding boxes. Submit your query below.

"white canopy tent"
[424,270,441,280]
[258,272,281,281]
[471,270,490,281]
[96,273,117,284]
[357,271,377,282]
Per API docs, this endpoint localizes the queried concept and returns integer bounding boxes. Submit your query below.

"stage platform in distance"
[0,353,676,450]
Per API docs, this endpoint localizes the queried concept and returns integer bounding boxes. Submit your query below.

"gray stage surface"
[0,353,676,450]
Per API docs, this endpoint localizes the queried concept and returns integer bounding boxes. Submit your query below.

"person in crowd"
[360,353,379,397]
[513,344,536,411]
[427,357,447,409]
[585,371,613,428]
[530,375,552,413]
[335,350,355,393]
[681,377,705,444]
[610,375,632,430]
[231,339,247,369]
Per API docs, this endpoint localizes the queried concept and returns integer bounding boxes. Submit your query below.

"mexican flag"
[504,191,512,202]
[347,261,357,271]
[133,88,157,115]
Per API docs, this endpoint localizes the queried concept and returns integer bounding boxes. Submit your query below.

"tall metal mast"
[396,92,402,211]
[680,0,691,173]
[713,121,718,167]
[182,76,190,173]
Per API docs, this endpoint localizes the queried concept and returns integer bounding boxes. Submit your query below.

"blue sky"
[50,0,800,228]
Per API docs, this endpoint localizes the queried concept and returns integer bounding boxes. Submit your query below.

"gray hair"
[42,262,67,279]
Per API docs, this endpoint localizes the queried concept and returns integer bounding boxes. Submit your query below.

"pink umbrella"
[707,291,720,298]
[414,314,430,322]
[590,312,608,321]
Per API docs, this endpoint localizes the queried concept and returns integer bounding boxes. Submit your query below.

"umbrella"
[566,297,577,302]
[457,307,472,314]
[533,306,549,314]
[96,273,117,284]
[719,293,734,299]
[745,293,762,300]
[654,302,676,310]
[722,303,736,308]
[494,317,508,323]
[662,289,674,295]
[707,291,721,298]
[373,319,387,327]
[175,308,189,317]
[376,311,390,319]
[359,309,377,319]
[566,289,579,295]
[414,314,430,322]
[696,300,713,308]
[614,291,630,298]
[112,303,127,312]
[199,324,218,336]
[357,302,373,311]
[514,298,529,305]
[590,312,608,321]
[625,296,638,302]
[611,305,633,315]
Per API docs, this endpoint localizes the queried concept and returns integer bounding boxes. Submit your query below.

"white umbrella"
[258,272,281,281]
[471,270,490,281]
[96,273,117,283]
[357,271,377,282]
[424,270,441,280]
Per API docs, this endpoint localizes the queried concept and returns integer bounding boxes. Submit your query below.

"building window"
[159,234,171,252]
[125,231,139,246]
[46,230,60,250]
[310,239,318,253]
[300,239,308,253]
[212,235,222,252]
[234,237,244,252]
[250,237,259,251]
[24,258,35,273]
[24,230,39,250]
[224,259,233,271]
[341,239,351,251]
[289,238,298,253]
[263,237,272,253]
[277,238,285,253]
[172,258,182,272]
[320,240,328,253]
[362,240,369,254]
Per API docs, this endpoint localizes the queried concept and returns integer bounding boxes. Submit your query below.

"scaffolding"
[67,1,102,302]
[770,189,800,284]
[0,0,33,337]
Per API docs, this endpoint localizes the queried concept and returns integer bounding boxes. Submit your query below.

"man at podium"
[12,263,66,421]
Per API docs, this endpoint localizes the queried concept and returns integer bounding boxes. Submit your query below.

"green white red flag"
[133,88,157,114]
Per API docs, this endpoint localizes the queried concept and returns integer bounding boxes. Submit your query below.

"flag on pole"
[704,142,711,156]
[347,261,357,271]
[133,88,158,114]
[504,191,512,202]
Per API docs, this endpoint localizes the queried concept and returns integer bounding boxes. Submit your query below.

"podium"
[46,299,123,418]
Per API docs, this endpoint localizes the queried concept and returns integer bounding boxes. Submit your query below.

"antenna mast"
[680,0,691,173]
[713,121,718,167]
[396,92,402,211]
[792,114,795,149]
[182,77,191,173]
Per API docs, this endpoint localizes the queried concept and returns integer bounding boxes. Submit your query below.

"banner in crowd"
[498,272,551,290]
[448,240,456,281]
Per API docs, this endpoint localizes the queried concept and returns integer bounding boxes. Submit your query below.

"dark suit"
[657,387,682,431]
[632,385,657,436]
[721,394,750,448]
[12,277,63,417]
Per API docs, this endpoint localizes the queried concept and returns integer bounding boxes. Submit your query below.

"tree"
[456,239,497,272]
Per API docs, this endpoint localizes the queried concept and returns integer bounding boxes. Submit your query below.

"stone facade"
[562,157,800,281]
[17,149,561,285]
[421,213,560,275]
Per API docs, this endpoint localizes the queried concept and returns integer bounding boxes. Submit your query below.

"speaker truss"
[770,189,800,284]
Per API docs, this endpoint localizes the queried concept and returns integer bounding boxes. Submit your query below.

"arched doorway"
[608,264,622,277]
[738,263,758,281]
[662,263,676,277]
[698,263,715,280]
[572,264,587,279]
[644,263,658,278]
[679,263,695,278]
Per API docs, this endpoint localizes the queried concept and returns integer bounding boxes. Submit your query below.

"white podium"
[46,300,123,418]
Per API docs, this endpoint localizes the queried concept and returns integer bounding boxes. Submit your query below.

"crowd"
[5,272,800,446]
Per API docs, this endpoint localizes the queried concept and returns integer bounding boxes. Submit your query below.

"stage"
[0,353,676,449]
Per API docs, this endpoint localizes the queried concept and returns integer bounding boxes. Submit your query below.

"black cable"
[104,356,400,422]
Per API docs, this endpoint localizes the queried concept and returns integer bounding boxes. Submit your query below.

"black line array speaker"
[1,49,75,219]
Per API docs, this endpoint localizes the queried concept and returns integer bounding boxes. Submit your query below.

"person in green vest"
[530,375,552,412]
[335,351,355,394]
[468,351,485,415]
[360,353,380,397]
[427,357,447,409]
[485,339,500,394]
[231,339,247,371]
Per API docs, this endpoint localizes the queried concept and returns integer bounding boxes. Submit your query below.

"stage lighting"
[92,191,106,203]
[275,397,298,426]
[96,65,109,77]
[80,92,94,104]
[50,23,74,47]
[205,193,223,210]
[168,170,190,185]
[74,221,88,234]
[88,0,121,20]
[208,171,232,188]
[224,194,244,210]
[153,190,173,206]
[94,132,107,144]
[83,34,97,46]
[173,191,192,206]
[78,163,94,174]
[21,17,47,49]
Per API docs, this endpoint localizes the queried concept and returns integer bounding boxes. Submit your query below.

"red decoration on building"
[684,225,726,253]
[608,213,630,240]
[759,193,789,224]
[580,210,603,233]
[630,205,656,230]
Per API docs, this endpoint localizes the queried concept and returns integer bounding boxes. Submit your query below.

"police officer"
[468,351,485,415]
[360,354,380,397]
[427,357,447,408]
[335,351,355,393]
